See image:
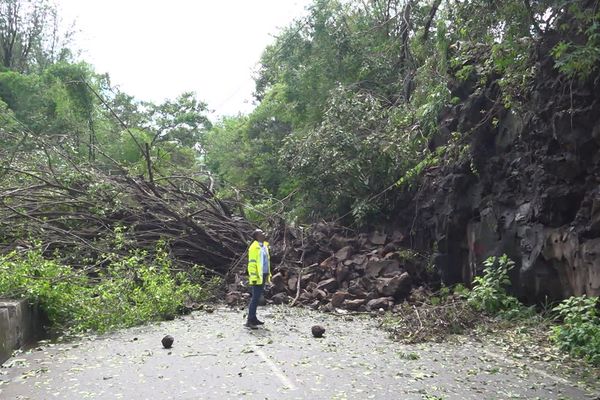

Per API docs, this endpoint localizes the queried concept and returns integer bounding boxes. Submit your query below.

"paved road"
[0,306,598,400]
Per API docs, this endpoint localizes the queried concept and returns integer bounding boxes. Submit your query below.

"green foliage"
[208,0,575,223]
[467,254,529,318]
[396,146,445,190]
[283,87,416,220]
[551,295,600,366]
[552,6,600,80]
[0,248,216,333]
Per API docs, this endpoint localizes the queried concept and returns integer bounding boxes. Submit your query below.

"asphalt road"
[1,306,598,400]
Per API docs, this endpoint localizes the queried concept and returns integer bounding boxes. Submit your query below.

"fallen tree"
[0,136,255,274]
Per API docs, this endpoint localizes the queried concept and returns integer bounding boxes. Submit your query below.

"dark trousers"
[248,274,267,322]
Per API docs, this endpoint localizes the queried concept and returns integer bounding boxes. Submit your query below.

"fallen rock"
[350,254,367,269]
[330,234,353,250]
[161,335,174,349]
[335,245,354,261]
[271,292,289,305]
[317,278,339,293]
[348,283,368,298]
[369,231,387,245]
[366,297,394,311]
[365,260,400,277]
[270,273,287,293]
[319,255,336,269]
[343,298,365,310]
[335,264,350,283]
[287,276,298,291]
[382,242,397,255]
[375,272,412,299]
[331,291,348,308]
[225,291,243,306]
[301,273,317,285]
[313,288,328,301]
[311,325,326,338]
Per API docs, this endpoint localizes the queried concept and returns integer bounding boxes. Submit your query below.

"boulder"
[271,292,289,305]
[348,283,368,298]
[335,264,350,283]
[288,276,298,292]
[270,273,287,293]
[382,242,398,255]
[313,288,328,301]
[317,278,339,293]
[343,298,366,310]
[350,254,367,268]
[375,272,412,299]
[335,245,354,261]
[319,255,336,269]
[366,297,394,311]
[225,291,243,306]
[365,260,400,278]
[331,291,348,308]
[330,234,354,250]
[369,231,387,245]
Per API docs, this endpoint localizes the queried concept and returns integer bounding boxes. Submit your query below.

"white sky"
[57,0,312,119]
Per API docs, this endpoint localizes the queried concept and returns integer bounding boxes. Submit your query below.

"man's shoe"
[244,321,258,330]
[252,318,265,325]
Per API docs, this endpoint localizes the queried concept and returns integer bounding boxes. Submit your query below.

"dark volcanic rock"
[365,260,400,278]
[366,297,394,311]
[317,278,339,293]
[335,245,354,261]
[330,291,348,308]
[393,33,600,302]
[375,272,412,299]
[343,298,366,310]
[271,292,289,305]
[270,273,287,294]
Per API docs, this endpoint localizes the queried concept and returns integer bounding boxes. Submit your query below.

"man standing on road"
[245,229,271,329]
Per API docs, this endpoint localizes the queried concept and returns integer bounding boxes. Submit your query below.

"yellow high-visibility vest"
[247,240,271,286]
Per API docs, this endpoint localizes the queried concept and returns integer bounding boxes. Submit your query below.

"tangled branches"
[0,137,255,274]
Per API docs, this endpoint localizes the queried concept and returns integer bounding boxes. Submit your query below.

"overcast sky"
[57,0,312,119]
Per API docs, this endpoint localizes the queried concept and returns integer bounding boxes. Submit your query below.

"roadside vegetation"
[383,254,600,370]
[0,246,219,333]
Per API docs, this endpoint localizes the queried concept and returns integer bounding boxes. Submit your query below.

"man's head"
[252,229,266,242]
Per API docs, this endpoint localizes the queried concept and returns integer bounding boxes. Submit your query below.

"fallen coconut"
[311,325,325,338]
[162,335,174,349]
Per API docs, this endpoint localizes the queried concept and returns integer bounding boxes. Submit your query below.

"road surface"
[1,306,598,399]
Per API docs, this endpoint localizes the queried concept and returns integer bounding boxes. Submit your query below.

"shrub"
[467,254,528,318]
[551,295,600,366]
[0,248,215,333]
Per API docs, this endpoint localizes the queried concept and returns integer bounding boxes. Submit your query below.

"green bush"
[467,254,528,318]
[0,248,216,333]
[551,295,600,366]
